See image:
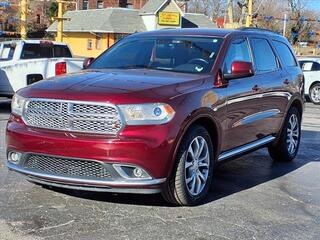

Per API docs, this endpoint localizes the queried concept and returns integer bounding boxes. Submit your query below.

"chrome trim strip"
[213,92,292,112]
[227,92,292,105]
[232,109,281,128]
[218,135,275,161]
[7,161,166,187]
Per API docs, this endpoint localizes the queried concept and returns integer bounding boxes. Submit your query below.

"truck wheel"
[309,83,320,105]
[162,125,214,206]
[268,107,301,162]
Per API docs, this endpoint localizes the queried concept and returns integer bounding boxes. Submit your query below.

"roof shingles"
[47,8,146,33]
[139,0,167,15]
[47,5,216,34]
[182,13,216,28]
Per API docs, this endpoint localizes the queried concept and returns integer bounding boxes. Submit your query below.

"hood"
[19,69,210,103]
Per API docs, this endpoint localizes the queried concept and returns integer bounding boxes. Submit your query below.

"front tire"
[162,125,214,206]
[309,83,320,105]
[268,107,301,162]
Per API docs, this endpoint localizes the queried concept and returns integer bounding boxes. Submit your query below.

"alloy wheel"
[287,114,300,155]
[184,136,210,196]
[310,85,320,104]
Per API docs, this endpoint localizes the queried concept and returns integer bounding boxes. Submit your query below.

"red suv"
[6,28,304,205]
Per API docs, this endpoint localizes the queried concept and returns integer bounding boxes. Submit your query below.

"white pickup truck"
[0,40,84,97]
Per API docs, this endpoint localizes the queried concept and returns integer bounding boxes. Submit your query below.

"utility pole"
[20,0,28,40]
[226,0,234,24]
[56,0,63,42]
[245,0,253,27]
[283,13,287,37]
[54,0,71,42]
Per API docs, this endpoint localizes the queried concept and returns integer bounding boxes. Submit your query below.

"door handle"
[283,79,290,85]
[252,85,261,91]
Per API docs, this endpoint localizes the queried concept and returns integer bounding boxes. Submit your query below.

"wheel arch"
[290,98,304,119]
[272,96,304,146]
[167,109,222,178]
[308,81,320,102]
[309,80,320,91]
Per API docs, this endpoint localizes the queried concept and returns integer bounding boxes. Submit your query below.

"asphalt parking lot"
[0,100,319,240]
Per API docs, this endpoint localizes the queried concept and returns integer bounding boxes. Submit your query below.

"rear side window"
[53,45,72,58]
[0,44,16,60]
[224,38,251,74]
[272,40,297,67]
[21,44,53,59]
[250,38,278,73]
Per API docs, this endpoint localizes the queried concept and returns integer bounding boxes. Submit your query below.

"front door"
[222,37,265,151]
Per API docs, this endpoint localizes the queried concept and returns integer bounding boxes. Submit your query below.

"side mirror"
[83,57,95,69]
[223,61,254,80]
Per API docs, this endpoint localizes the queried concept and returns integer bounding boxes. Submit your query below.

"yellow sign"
[158,12,180,26]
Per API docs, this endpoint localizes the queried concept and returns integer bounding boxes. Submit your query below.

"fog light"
[133,167,143,178]
[8,152,22,164]
[113,164,151,179]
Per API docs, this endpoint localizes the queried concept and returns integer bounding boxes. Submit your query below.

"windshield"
[0,43,16,61]
[89,36,223,74]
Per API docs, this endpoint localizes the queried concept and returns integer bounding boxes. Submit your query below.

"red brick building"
[78,0,148,11]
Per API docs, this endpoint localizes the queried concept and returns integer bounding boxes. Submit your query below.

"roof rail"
[237,27,280,35]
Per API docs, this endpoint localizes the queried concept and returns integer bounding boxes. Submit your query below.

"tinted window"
[0,44,16,61]
[53,45,72,57]
[21,44,53,59]
[250,38,278,73]
[299,61,320,71]
[312,62,320,71]
[89,37,223,74]
[224,38,251,74]
[272,40,297,67]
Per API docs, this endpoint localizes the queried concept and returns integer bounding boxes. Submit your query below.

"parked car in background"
[0,40,84,97]
[298,57,320,104]
[6,28,304,206]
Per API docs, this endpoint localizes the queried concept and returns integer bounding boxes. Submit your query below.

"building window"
[36,14,41,24]
[87,39,93,50]
[96,36,101,50]
[97,0,103,9]
[83,0,89,10]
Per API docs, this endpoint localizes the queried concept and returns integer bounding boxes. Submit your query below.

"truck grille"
[23,99,122,134]
[24,154,112,179]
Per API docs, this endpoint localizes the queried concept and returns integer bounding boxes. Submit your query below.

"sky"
[305,0,320,11]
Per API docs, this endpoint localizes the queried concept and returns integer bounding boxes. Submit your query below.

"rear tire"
[268,107,301,162]
[162,125,214,206]
[309,83,320,105]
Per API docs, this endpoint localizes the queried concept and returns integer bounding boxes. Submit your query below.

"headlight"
[118,103,175,125]
[11,94,27,116]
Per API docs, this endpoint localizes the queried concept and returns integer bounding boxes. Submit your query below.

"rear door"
[247,37,288,136]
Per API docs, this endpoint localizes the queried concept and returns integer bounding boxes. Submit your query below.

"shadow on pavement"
[43,129,320,207]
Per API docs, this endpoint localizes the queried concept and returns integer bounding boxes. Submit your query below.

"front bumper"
[6,114,178,194]
[7,153,166,194]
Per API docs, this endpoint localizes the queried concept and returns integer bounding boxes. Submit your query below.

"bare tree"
[287,0,316,43]
[188,0,226,20]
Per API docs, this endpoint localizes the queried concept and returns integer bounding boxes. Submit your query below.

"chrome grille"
[23,99,122,134]
[24,154,111,179]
